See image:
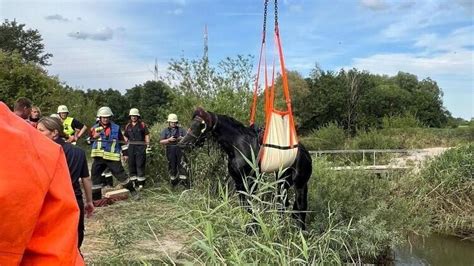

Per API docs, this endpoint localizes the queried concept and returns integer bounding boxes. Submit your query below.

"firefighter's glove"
[122,144,129,157]
[146,145,152,154]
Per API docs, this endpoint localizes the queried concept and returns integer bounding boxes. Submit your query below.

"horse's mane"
[215,114,257,137]
[192,108,257,137]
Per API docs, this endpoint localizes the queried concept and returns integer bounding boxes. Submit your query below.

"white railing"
[309,149,423,167]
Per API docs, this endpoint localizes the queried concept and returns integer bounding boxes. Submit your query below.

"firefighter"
[90,106,138,199]
[57,105,87,144]
[160,113,187,186]
[124,108,151,189]
[28,106,41,128]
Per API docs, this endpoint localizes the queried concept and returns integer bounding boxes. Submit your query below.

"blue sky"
[1,0,473,119]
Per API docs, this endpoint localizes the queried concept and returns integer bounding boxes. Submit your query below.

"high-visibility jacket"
[0,102,84,266]
[63,116,75,136]
[91,123,121,161]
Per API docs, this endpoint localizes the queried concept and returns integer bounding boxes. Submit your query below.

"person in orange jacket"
[0,101,84,265]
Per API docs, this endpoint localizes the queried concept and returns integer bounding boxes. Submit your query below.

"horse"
[179,107,312,229]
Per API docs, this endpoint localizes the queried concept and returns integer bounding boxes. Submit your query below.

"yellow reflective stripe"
[91,136,103,157]
[63,117,75,136]
[97,136,102,150]
[91,149,104,157]
[110,139,116,153]
[103,151,120,161]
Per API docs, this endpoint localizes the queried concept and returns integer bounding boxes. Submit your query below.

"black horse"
[179,107,312,229]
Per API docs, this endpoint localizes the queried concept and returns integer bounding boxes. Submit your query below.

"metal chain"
[262,0,268,42]
[274,0,278,28]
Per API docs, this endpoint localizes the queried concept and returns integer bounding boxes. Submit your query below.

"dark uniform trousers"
[91,157,134,194]
[166,145,186,178]
[128,144,146,179]
[76,196,84,248]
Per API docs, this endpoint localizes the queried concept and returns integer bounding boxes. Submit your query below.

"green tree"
[0,20,52,66]
[0,51,60,109]
[85,88,129,125]
[125,80,174,125]
[166,55,255,124]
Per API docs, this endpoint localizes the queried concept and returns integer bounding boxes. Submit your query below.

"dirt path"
[81,191,192,263]
[389,147,449,170]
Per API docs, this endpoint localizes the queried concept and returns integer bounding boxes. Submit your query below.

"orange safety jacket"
[0,102,84,265]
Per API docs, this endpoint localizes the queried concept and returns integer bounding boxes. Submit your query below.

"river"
[394,234,474,266]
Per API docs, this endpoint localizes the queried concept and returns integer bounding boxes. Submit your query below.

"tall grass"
[418,143,473,238]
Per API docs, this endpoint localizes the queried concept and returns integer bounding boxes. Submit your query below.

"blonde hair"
[32,106,41,115]
[38,117,67,138]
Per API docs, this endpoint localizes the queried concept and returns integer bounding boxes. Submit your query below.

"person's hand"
[85,202,95,218]
[146,145,152,154]
[66,135,76,143]
[92,131,101,139]
[168,136,177,143]
[122,155,128,163]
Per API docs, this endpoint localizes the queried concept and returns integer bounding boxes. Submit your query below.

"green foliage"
[395,144,474,238]
[300,69,450,134]
[125,80,174,125]
[351,130,400,150]
[166,54,256,125]
[382,113,424,129]
[0,51,61,109]
[300,122,346,150]
[0,20,52,65]
[308,159,430,262]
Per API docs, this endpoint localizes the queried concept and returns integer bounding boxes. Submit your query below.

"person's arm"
[159,130,168,145]
[145,134,150,145]
[123,124,129,142]
[81,177,94,218]
[77,125,87,139]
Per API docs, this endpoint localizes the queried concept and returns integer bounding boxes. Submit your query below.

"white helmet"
[167,113,178,122]
[50,113,60,119]
[97,106,113,117]
[57,105,69,113]
[129,108,140,116]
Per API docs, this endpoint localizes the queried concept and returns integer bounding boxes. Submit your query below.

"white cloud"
[350,50,472,77]
[414,26,473,53]
[45,14,69,22]
[360,0,389,11]
[68,27,116,41]
[455,0,474,15]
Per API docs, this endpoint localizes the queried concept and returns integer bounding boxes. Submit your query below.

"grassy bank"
[85,156,432,264]
[416,143,473,238]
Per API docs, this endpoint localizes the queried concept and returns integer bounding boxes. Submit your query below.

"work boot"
[136,180,145,191]
[123,182,140,200]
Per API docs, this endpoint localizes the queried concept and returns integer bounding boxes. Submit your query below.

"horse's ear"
[193,107,207,119]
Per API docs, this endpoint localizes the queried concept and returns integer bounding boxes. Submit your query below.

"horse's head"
[179,107,217,148]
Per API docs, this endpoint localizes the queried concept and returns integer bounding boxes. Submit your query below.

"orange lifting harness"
[250,0,298,173]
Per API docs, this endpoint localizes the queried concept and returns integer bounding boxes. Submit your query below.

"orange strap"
[251,0,296,146]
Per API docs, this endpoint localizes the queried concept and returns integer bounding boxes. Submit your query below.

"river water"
[394,234,474,266]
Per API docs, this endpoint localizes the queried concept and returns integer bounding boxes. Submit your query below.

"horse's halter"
[184,113,218,147]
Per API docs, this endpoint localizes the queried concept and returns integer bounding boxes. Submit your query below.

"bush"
[382,113,424,129]
[307,158,430,263]
[300,122,346,150]
[418,144,474,237]
[351,130,400,150]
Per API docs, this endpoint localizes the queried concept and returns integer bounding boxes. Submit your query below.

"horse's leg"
[293,183,308,230]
